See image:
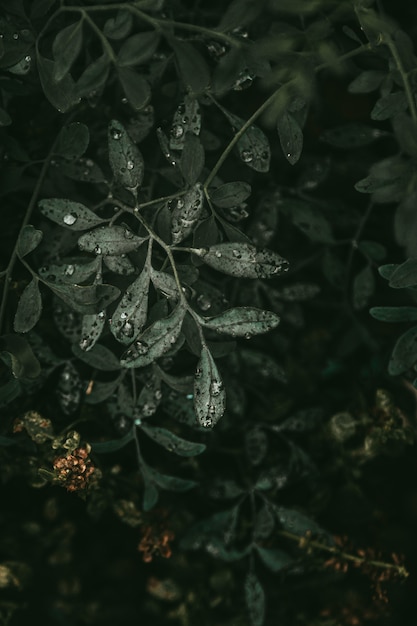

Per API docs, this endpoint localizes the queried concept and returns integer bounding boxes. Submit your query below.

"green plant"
[0,0,416,624]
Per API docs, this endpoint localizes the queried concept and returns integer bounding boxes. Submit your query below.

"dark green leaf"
[103,254,135,275]
[91,430,134,453]
[140,425,206,456]
[0,107,11,126]
[120,303,187,368]
[75,54,110,99]
[39,198,106,230]
[117,31,160,67]
[31,0,56,19]
[0,334,40,379]
[72,343,120,371]
[79,311,106,351]
[110,264,151,344]
[285,200,333,242]
[17,225,43,258]
[55,122,89,160]
[0,378,21,406]
[370,306,417,322]
[78,225,147,255]
[240,349,286,382]
[371,91,408,121]
[142,471,159,511]
[352,265,375,310]
[48,282,120,315]
[52,20,83,82]
[254,504,275,539]
[180,509,238,551]
[146,466,198,492]
[193,243,289,278]
[273,505,326,537]
[150,269,178,300]
[358,240,386,261]
[224,110,270,172]
[277,111,303,164]
[0,435,17,447]
[118,67,151,111]
[245,427,268,465]
[245,572,265,626]
[321,124,387,148]
[171,183,204,244]
[170,96,201,150]
[194,345,226,428]
[378,264,398,280]
[389,258,417,288]
[200,307,280,338]
[348,70,385,93]
[103,10,133,39]
[255,546,293,572]
[85,375,123,404]
[218,0,264,29]
[211,182,251,208]
[354,174,400,194]
[388,325,417,375]
[13,278,42,333]
[61,157,106,183]
[169,38,210,94]
[179,133,205,186]
[37,54,80,112]
[108,120,144,189]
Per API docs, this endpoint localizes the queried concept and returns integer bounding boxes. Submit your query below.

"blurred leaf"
[348,70,385,93]
[245,572,265,626]
[140,424,206,456]
[321,124,387,148]
[283,199,333,243]
[245,428,268,465]
[0,334,40,379]
[55,122,89,160]
[371,92,408,121]
[352,265,375,310]
[103,10,133,39]
[91,430,134,453]
[52,20,83,82]
[72,343,121,371]
[388,258,417,288]
[388,325,417,375]
[370,306,417,322]
[117,31,160,67]
[169,38,210,94]
[255,546,293,572]
[13,278,42,333]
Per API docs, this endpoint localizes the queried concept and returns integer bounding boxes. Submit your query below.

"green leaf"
[75,54,110,99]
[120,303,187,368]
[103,254,135,275]
[91,430,134,453]
[117,31,160,67]
[348,70,385,93]
[146,466,198,492]
[371,91,408,121]
[142,471,159,511]
[277,111,303,164]
[52,20,83,82]
[358,240,386,261]
[321,124,387,148]
[103,10,133,39]
[16,225,43,258]
[79,311,106,352]
[285,200,333,242]
[140,425,206,456]
[39,198,106,230]
[273,505,326,537]
[388,258,417,288]
[354,174,400,194]
[245,572,265,626]
[169,38,210,94]
[13,278,42,333]
[31,0,56,19]
[218,0,264,30]
[39,257,100,285]
[179,133,205,186]
[378,264,397,280]
[118,67,151,111]
[211,182,251,208]
[388,325,417,375]
[370,306,417,322]
[180,509,238,551]
[0,334,40,379]
[254,504,275,539]
[171,183,204,244]
[170,96,201,151]
[194,345,226,428]
[245,428,268,465]
[110,265,151,344]
[55,122,89,160]
[150,269,178,300]
[78,225,147,255]
[85,375,123,405]
[48,282,120,315]
[255,546,293,572]
[193,243,289,279]
[240,349,286,383]
[108,120,144,189]
[224,110,270,172]
[37,54,80,112]
[200,307,280,338]
[352,265,375,310]
[72,343,120,371]
[0,107,11,126]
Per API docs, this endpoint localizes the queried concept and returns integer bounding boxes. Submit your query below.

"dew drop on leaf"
[127,160,134,170]
[65,264,75,276]
[241,150,253,163]
[63,213,77,226]
[197,294,212,311]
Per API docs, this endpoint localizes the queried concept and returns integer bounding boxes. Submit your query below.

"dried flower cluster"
[53,444,95,492]
[138,524,175,563]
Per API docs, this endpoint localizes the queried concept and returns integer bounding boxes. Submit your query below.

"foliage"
[0,0,416,624]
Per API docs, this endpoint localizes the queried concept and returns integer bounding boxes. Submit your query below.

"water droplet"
[124,228,134,239]
[135,340,149,355]
[63,213,77,226]
[111,128,122,140]
[245,332,252,339]
[154,389,162,401]
[232,249,242,259]
[85,159,94,167]
[210,380,223,396]
[186,393,193,400]
[214,250,222,258]
[134,417,142,426]
[197,294,212,311]
[79,336,90,350]
[98,310,105,319]
[12,33,18,40]
[121,321,134,337]
[127,160,134,170]
[286,153,291,158]
[25,54,31,63]
[121,97,128,104]
[176,198,184,209]
[171,124,184,139]
[120,312,128,320]
[169,335,176,344]
[208,404,216,416]
[94,245,102,255]
[241,150,253,163]
[64,264,75,276]
[195,367,203,379]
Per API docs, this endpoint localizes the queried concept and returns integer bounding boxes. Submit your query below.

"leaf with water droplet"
[193,243,289,279]
[39,198,106,231]
[78,225,147,255]
[194,345,226,428]
[103,254,135,275]
[52,20,83,81]
[255,546,293,572]
[117,67,151,111]
[78,310,106,352]
[108,120,144,189]
[245,572,265,626]
[277,111,303,165]
[120,303,187,368]
[221,108,270,172]
[140,425,206,456]
[170,95,201,151]
[211,181,252,208]
[117,31,160,67]
[110,264,151,345]
[13,278,42,333]
[199,306,280,337]
[72,342,120,371]
[16,225,43,258]
[150,268,179,300]
[55,122,89,160]
[180,133,205,185]
[171,183,204,244]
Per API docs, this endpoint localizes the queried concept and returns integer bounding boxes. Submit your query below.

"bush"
[0,0,416,624]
